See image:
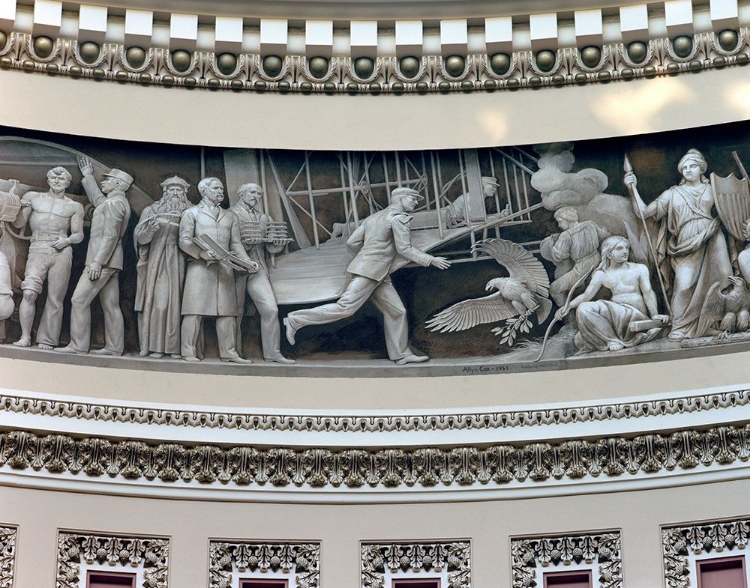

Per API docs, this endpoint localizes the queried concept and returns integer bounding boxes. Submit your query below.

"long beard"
[155,195,188,213]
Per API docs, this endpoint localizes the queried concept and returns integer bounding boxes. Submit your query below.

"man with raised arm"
[56,158,132,356]
[12,167,84,349]
[284,187,451,365]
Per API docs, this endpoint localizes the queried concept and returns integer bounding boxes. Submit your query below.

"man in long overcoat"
[179,177,258,363]
[134,176,191,358]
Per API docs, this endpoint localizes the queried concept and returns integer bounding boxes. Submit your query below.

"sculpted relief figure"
[179,177,258,364]
[284,187,451,365]
[626,149,732,341]
[446,176,506,228]
[133,176,191,359]
[11,167,84,349]
[556,236,669,352]
[56,159,132,356]
[540,206,609,307]
[230,183,295,364]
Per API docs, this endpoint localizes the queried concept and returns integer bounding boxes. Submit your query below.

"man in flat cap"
[134,175,192,358]
[447,176,507,228]
[284,187,451,365]
[56,157,132,355]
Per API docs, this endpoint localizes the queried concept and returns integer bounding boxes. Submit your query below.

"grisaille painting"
[1,122,750,375]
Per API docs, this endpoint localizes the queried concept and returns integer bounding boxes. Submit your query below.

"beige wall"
[3,480,749,587]
[2,65,750,152]
[3,52,750,588]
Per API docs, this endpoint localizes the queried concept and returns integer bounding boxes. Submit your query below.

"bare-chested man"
[556,235,669,353]
[12,167,84,349]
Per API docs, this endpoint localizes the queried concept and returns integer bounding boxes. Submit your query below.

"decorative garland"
[2,389,745,434]
[1,422,749,490]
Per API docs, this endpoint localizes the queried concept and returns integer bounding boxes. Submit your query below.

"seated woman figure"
[555,235,669,352]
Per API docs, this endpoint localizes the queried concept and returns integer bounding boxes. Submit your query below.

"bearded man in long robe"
[134,176,191,358]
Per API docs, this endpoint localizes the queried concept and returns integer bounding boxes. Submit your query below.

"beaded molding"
[0,30,747,95]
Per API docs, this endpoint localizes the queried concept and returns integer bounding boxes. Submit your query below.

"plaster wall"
[2,40,750,588]
[3,480,749,587]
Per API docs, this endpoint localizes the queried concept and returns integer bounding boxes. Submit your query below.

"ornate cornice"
[511,531,622,588]
[209,540,320,588]
[3,389,746,434]
[361,541,471,588]
[2,422,749,490]
[0,526,16,588]
[56,531,170,588]
[662,517,750,588]
[0,30,747,95]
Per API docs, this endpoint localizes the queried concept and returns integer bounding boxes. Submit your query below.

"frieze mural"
[4,122,750,375]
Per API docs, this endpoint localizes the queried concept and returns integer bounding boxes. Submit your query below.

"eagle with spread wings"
[425,239,552,334]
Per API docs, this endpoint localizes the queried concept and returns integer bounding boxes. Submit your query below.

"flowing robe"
[652,183,732,338]
[134,204,185,355]
[574,300,649,352]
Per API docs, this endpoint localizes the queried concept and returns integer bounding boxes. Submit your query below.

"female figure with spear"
[625,149,732,341]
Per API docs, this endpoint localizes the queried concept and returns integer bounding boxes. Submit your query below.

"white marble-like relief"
[361,541,471,588]
[0,525,16,588]
[2,123,750,375]
[511,530,622,588]
[662,517,750,588]
[56,530,169,588]
[209,540,319,588]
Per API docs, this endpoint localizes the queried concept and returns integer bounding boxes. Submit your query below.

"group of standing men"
[10,159,294,364]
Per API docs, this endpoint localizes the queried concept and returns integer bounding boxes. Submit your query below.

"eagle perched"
[425,239,552,334]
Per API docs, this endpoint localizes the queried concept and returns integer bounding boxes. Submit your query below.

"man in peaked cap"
[133,175,192,358]
[446,176,507,228]
[284,187,451,365]
[56,158,132,356]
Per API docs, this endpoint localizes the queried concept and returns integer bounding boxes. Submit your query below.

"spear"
[624,155,672,317]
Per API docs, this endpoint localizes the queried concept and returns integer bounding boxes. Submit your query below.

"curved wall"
[3,3,750,587]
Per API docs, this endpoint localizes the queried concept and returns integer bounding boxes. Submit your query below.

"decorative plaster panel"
[55,530,170,588]
[2,423,750,492]
[209,540,320,588]
[1,389,746,435]
[662,517,750,588]
[511,530,622,588]
[361,540,471,588]
[0,526,16,588]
